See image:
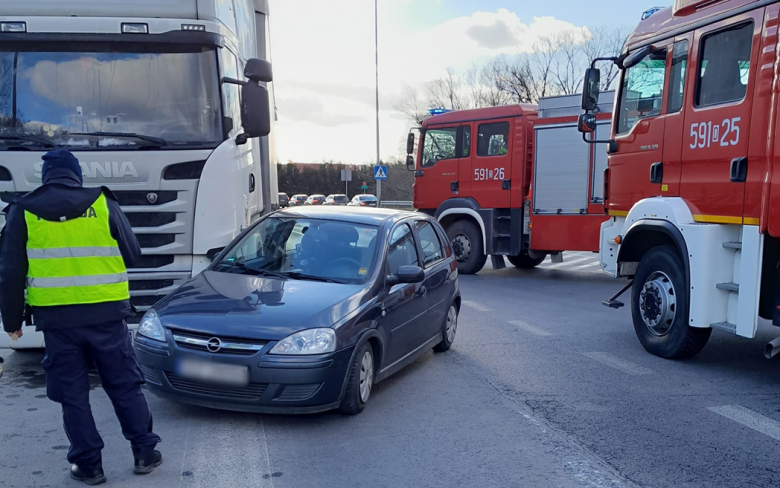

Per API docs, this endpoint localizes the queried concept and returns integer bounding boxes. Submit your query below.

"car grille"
[165,373,268,401]
[276,384,321,402]
[139,365,162,386]
[171,330,267,356]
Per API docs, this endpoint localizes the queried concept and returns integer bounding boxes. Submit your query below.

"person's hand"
[7,329,22,341]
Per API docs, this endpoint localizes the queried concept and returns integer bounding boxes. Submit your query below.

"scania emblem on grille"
[206,337,222,353]
[147,192,158,204]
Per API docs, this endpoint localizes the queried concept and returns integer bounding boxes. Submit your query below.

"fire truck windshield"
[0,46,223,150]
[616,49,667,134]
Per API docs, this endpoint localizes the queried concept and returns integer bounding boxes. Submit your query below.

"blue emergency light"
[429,108,451,116]
[641,7,664,20]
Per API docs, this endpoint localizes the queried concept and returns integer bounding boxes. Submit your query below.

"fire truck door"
[415,125,461,210]
[609,46,669,214]
[470,119,513,209]
[679,14,761,222]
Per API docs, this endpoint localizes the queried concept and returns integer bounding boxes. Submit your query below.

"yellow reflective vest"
[24,193,130,307]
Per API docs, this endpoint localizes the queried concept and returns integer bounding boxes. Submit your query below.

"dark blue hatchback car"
[134,207,460,415]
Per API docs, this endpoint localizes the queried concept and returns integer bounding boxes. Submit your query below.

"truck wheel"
[631,245,711,359]
[447,220,486,275]
[507,251,546,269]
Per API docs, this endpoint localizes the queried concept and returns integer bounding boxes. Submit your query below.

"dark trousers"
[42,321,160,469]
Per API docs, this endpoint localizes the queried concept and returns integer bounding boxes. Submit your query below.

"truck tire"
[446,220,486,275]
[631,245,711,359]
[507,251,546,269]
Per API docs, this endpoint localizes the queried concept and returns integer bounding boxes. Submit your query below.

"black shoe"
[70,465,107,485]
[134,450,162,475]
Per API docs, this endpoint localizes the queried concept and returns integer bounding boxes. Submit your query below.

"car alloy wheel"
[445,305,458,343]
[359,350,374,403]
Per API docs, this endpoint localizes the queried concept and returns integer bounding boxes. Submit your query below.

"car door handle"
[649,162,663,184]
[730,157,748,183]
[416,286,427,298]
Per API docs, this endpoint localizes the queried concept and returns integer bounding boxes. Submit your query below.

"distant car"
[289,194,308,206]
[324,194,349,206]
[278,193,289,208]
[305,194,326,205]
[349,195,378,207]
[134,206,460,415]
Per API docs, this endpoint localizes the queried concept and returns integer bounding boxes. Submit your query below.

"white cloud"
[270,1,587,164]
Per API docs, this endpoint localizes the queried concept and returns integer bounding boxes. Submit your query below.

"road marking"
[708,405,780,442]
[572,262,601,270]
[540,257,592,269]
[463,300,490,312]
[582,352,654,376]
[508,320,553,337]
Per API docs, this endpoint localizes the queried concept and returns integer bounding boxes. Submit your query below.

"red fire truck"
[406,93,614,275]
[577,0,780,360]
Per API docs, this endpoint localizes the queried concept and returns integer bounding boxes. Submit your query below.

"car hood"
[154,271,367,341]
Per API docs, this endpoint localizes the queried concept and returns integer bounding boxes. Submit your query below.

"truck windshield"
[0,46,222,149]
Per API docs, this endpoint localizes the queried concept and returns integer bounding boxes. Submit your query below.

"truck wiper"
[0,134,55,148]
[69,131,168,146]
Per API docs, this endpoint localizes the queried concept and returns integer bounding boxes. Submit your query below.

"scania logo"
[147,193,158,204]
[33,161,140,179]
[206,337,222,353]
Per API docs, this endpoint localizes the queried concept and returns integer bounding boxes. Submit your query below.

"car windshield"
[0,45,222,150]
[216,217,380,284]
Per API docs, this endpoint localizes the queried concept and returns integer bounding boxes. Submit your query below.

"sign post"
[341,168,352,196]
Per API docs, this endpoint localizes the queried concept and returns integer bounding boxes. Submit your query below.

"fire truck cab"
[579,0,780,360]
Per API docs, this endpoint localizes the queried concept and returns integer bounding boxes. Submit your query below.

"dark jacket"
[0,167,140,332]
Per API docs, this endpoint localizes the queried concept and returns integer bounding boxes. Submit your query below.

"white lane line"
[540,257,592,269]
[572,262,601,270]
[583,352,654,376]
[508,320,553,337]
[708,405,780,442]
[463,300,490,312]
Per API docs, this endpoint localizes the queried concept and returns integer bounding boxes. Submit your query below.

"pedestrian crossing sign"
[374,165,387,180]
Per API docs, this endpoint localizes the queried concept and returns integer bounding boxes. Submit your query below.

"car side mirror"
[406,155,415,171]
[207,246,226,262]
[388,265,425,286]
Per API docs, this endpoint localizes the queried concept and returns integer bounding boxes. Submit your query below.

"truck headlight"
[138,309,166,342]
[269,328,336,355]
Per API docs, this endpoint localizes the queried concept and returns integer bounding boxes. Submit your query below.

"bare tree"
[393,86,430,126]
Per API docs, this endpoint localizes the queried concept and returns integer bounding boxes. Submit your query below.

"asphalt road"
[3,251,780,487]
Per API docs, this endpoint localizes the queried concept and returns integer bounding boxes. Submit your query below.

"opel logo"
[147,192,158,204]
[206,337,222,353]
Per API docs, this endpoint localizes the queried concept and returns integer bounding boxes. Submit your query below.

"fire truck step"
[716,282,740,293]
[722,241,743,250]
[711,321,737,334]
[497,216,511,220]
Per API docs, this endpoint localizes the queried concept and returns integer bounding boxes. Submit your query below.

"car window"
[218,217,379,284]
[415,221,444,267]
[477,122,509,157]
[387,224,419,276]
[696,22,753,107]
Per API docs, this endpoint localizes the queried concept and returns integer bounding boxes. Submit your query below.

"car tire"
[434,303,458,353]
[507,251,546,269]
[631,245,711,359]
[339,342,374,415]
[446,220,486,275]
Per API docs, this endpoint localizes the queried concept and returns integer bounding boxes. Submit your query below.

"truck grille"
[129,279,174,291]
[130,255,175,269]
[125,213,177,228]
[114,191,178,206]
[136,234,176,248]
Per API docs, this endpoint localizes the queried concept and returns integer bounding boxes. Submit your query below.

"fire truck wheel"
[446,220,487,275]
[507,251,547,269]
[631,245,711,359]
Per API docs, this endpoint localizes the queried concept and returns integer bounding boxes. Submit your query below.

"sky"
[269,0,663,165]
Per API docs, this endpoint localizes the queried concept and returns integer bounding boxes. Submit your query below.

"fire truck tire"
[631,245,711,360]
[446,220,486,275]
[507,251,547,269]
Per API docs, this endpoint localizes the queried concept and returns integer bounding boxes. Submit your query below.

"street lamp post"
[374,0,381,206]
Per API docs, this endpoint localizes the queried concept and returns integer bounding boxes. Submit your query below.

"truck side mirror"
[406,132,415,155]
[240,83,271,138]
[406,155,415,171]
[578,113,596,134]
[581,68,601,111]
[244,58,273,83]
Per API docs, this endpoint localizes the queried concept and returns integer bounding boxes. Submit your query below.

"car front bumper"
[134,334,355,414]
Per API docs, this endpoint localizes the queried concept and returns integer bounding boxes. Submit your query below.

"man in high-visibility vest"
[0,150,161,485]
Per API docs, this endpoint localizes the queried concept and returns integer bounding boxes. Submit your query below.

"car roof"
[274,206,422,227]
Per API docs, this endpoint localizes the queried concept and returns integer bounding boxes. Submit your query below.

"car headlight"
[269,328,336,355]
[138,309,166,342]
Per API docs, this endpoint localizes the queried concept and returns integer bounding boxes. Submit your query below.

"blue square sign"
[374,165,387,180]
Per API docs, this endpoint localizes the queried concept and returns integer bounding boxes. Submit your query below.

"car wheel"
[434,303,458,352]
[507,251,547,269]
[446,220,487,275]
[339,342,374,415]
[631,245,711,359]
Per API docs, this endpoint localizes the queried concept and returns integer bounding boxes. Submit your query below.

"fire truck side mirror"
[581,68,601,111]
[406,155,415,171]
[578,114,596,134]
[406,133,415,155]
[620,46,653,70]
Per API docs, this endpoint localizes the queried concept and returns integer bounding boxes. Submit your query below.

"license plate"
[176,359,249,387]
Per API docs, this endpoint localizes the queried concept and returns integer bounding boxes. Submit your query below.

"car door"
[380,222,429,365]
[414,219,453,340]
